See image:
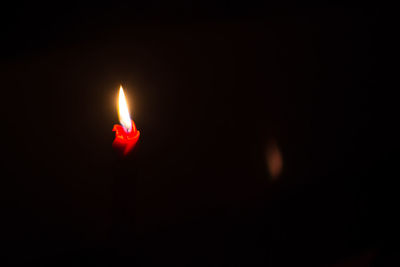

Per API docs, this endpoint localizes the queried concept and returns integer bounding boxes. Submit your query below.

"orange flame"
[117,85,132,133]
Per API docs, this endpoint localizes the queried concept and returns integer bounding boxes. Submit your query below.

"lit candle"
[112,85,140,156]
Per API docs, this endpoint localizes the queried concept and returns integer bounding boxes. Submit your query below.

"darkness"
[1,2,390,266]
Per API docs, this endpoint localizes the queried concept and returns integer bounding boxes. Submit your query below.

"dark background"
[1,2,389,266]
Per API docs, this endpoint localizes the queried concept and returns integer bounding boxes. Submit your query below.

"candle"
[112,86,140,156]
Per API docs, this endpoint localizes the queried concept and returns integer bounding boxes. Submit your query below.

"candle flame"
[118,85,133,133]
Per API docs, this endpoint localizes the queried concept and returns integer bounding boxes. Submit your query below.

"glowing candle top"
[113,85,140,156]
[118,85,132,133]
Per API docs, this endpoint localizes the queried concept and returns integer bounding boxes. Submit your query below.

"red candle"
[112,86,140,156]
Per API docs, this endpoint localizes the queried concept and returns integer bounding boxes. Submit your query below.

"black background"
[1,2,389,266]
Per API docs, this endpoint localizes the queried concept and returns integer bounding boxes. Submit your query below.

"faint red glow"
[266,140,283,180]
